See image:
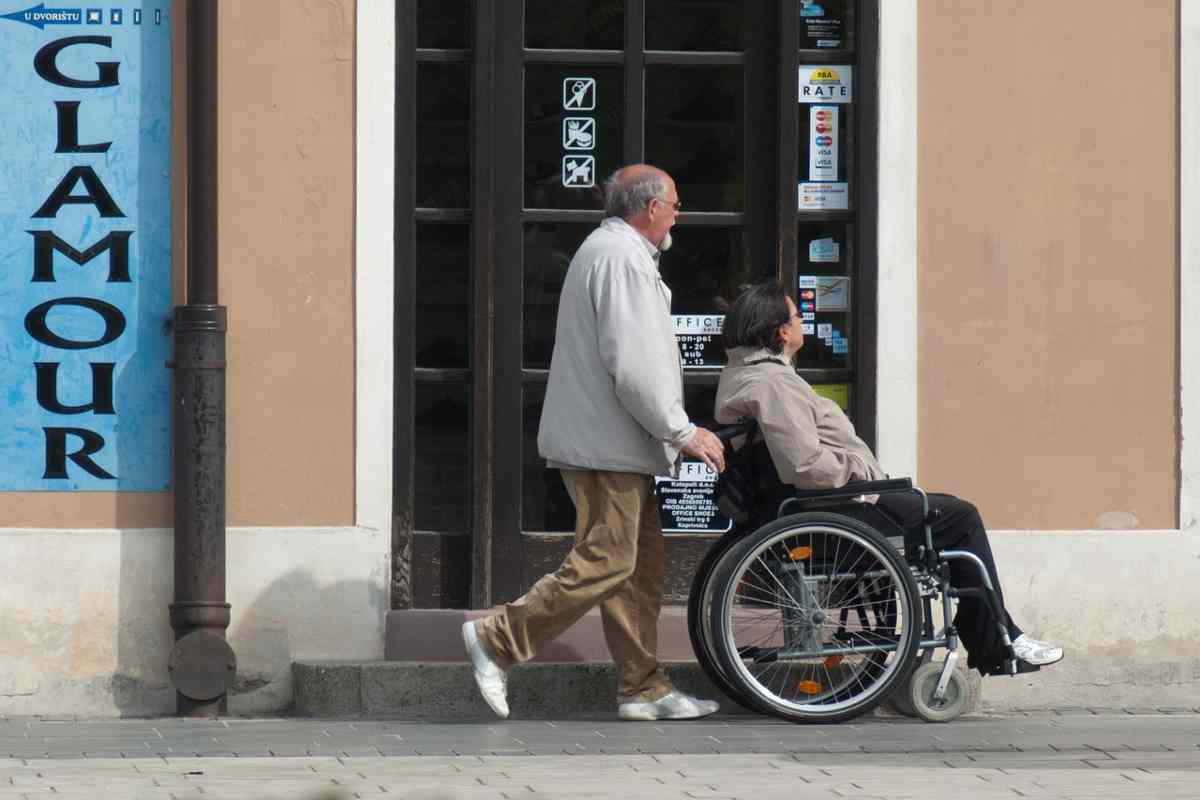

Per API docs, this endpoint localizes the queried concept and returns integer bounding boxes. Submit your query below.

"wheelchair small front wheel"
[909,661,968,723]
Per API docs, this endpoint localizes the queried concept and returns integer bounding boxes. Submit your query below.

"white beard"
[657,231,673,252]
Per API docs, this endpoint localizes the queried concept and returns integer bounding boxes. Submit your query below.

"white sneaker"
[462,621,509,719]
[618,690,720,721]
[1012,634,1064,666]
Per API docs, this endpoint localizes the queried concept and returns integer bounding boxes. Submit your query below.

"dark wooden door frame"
[393,0,881,610]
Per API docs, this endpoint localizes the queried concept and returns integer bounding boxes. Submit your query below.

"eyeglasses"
[654,197,682,212]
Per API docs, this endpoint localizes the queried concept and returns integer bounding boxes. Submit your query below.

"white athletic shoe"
[1012,634,1064,666]
[618,690,720,721]
[462,621,509,719]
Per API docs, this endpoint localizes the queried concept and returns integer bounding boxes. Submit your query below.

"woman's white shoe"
[1012,634,1064,666]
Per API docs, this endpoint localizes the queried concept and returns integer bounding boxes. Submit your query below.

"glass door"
[491,0,780,603]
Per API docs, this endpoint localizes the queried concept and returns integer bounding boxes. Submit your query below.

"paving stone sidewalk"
[0,711,1197,799]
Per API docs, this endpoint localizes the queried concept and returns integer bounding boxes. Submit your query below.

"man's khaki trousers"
[475,469,673,703]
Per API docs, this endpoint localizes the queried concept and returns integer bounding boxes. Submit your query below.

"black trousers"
[868,493,1022,675]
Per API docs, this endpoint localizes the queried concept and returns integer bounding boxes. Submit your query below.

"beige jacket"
[714,346,884,489]
[537,218,695,476]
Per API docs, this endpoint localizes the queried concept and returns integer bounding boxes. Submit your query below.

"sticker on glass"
[816,276,850,312]
[563,117,595,150]
[809,106,838,181]
[654,461,732,533]
[672,315,724,369]
[563,77,596,110]
[817,323,833,339]
[809,236,840,263]
[799,65,852,104]
[801,1,843,48]
[799,181,849,210]
[562,155,595,188]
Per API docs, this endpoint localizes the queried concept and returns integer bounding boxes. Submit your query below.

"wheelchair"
[688,421,1037,724]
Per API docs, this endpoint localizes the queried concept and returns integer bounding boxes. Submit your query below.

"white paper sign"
[799,182,849,210]
[809,106,838,181]
[799,65,852,104]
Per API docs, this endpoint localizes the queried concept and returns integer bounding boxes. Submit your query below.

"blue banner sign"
[0,3,171,490]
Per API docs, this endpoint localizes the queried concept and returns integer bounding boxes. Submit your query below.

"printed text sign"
[0,3,173,490]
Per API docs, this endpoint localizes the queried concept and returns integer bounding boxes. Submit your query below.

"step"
[292,660,753,719]
[385,607,698,663]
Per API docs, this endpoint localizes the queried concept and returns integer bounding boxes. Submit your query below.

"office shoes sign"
[0,3,172,490]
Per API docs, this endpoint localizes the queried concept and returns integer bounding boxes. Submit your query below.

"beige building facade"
[0,0,1195,715]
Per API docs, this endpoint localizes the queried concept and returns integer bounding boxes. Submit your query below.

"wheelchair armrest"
[711,420,757,446]
[787,477,914,503]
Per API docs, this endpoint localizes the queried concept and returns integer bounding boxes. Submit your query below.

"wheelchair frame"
[687,421,1031,724]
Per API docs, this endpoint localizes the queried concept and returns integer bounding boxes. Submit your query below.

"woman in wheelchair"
[713,282,1062,682]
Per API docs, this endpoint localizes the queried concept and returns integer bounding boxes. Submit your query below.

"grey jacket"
[714,346,884,489]
[538,218,695,476]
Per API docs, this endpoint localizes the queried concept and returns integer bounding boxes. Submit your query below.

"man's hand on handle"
[682,427,726,474]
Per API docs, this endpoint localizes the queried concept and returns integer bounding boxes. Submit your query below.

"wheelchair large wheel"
[687,531,760,712]
[709,512,921,724]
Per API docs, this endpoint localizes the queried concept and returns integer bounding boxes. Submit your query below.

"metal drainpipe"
[167,0,235,717]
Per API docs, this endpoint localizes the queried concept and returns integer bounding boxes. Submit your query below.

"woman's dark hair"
[722,282,791,353]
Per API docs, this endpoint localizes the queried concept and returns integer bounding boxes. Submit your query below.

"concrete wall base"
[0,526,388,717]
[1,527,1195,716]
[984,530,1200,711]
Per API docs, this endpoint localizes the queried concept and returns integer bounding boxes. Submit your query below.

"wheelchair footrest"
[988,659,1041,677]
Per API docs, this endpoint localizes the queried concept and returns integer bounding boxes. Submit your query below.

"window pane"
[662,228,756,314]
[418,64,470,208]
[646,67,744,211]
[418,0,470,49]
[525,0,624,49]
[684,383,719,429]
[799,0,854,50]
[646,0,744,51]
[524,222,592,369]
[797,222,852,275]
[662,228,761,369]
[416,224,470,368]
[522,384,576,532]
[812,383,852,414]
[526,66,623,209]
[413,384,470,531]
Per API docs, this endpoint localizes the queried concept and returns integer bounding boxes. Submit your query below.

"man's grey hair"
[604,169,667,219]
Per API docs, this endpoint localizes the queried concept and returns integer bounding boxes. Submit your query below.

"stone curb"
[293,660,981,720]
[294,661,758,719]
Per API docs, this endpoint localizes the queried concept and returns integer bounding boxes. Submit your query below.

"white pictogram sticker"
[562,155,595,188]
[563,77,596,110]
[562,117,596,150]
